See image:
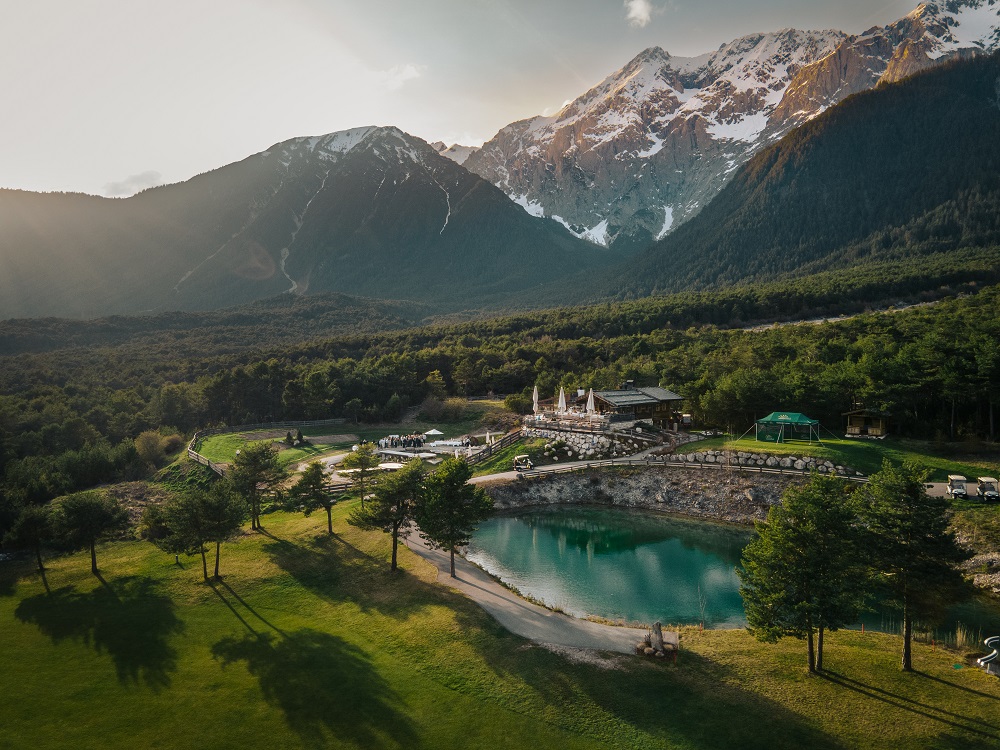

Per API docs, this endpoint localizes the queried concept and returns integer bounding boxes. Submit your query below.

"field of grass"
[196,402,507,470]
[681,434,999,481]
[471,438,546,477]
[4,501,1000,749]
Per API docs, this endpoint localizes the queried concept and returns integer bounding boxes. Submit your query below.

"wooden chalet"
[591,381,683,427]
[844,408,891,437]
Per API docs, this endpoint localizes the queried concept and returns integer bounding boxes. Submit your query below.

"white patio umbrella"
[424,428,444,436]
[557,387,567,413]
[586,388,595,414]
[532,385,539,414]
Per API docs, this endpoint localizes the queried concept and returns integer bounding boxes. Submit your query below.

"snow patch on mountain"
[656,206,674,240]
[513,193,545,218]
[923,0,1000,59]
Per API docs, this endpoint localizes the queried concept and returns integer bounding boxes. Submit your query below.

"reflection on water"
[467,505,1000,640]
[466,506,753,627]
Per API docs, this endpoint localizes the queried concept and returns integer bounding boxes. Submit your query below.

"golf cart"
[512,455,533,472]
[977,477,999,502]
[947,475,969,499]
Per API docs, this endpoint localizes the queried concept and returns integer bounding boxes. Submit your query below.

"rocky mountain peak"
[462,3,999,251]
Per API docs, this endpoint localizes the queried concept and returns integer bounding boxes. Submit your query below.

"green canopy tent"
[752,412,822,444]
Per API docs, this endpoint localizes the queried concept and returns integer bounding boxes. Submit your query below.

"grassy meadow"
[4,500,1000,749]
[195,402,508,469]
[683,434,1000,481]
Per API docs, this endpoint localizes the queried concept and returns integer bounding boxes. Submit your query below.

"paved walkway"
[405,534,661,654]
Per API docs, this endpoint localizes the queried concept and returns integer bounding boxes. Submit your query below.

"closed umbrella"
[557,387,566,413]
[532,385,539,414]
[586,388,595,414]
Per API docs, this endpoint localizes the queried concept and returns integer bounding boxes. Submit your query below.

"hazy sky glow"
[1,0,919,196]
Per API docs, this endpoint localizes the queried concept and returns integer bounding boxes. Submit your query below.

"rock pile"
[524,428,649,461]
[668,449,858,476]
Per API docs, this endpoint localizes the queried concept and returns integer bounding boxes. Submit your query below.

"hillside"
[465,1,1000,250]
[605,53,1000,297]
[0,128,604,320]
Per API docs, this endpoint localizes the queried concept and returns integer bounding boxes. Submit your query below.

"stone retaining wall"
[670,448,860,477]
[523,428,656,462]
[484,467,800,525]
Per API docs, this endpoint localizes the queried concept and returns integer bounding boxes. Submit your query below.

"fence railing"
[187,417,349,478]
[465,431,522,467]
[516,456,868,483]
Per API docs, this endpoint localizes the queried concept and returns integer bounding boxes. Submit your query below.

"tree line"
[5,440,492,586]
[740,462,968,673]
[4,282,1000,544]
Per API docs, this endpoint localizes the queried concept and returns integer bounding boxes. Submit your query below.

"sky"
[0,0,921,196]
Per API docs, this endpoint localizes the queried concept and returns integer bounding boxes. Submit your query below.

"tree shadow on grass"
[494,645,843,750]
[212,629,419,750]
[914,669,1000,702]
[820,669,1000,741]
[262,533,446,618]
[14,576,183,691]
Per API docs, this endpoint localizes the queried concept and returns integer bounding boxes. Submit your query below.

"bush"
[504,394,533,415]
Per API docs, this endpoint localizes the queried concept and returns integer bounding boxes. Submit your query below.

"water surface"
[467,505,1000,642]
[466,505,752,627]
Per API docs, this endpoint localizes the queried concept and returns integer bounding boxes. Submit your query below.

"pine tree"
[348,459,423,572]
[228,441,286,530]
[288,462,337,534]
[739,473,869,672]
[856,460,970,671]
[416,458,493,578]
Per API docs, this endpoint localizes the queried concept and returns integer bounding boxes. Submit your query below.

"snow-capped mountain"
[430,141,480,165]
[0,126,602,319]
[464,0,1000,251]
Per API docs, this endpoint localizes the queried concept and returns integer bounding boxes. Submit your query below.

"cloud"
[624,0,653,28]
[103,170,163,197]
[376,63,425,91]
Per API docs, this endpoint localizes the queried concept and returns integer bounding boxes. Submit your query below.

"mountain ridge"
[463,0,1000,250]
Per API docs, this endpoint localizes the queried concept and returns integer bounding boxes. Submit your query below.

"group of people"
[377,434,426,450]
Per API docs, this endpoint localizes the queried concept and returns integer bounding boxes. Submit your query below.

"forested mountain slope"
[605,53,1000,297]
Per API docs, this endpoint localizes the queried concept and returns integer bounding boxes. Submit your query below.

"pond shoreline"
[482,466,800,526]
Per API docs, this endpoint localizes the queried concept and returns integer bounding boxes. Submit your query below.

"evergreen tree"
[228,441,286,530]
[145,487,246,580]
[739,473,869,672]
[856,460,970,671]
[288,462,338,534]
[417,458,493,578]
[348,459,423,572]
[55,491,128,574]
[341,442,380,509]
[4,504,54,573]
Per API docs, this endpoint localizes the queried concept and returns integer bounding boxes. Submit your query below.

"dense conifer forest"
[3,279,1000,531]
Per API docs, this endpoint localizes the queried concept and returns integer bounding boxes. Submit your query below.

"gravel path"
[405,534,659,655]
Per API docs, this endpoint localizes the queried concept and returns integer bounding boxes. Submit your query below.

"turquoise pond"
[466,505,1000,641]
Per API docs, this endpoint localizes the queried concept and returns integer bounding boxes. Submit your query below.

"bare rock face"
[464,1,1000,252]
[485,467,795,524]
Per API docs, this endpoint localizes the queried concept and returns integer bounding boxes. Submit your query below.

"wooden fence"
[465,431,522,467]
[186,417,349,478]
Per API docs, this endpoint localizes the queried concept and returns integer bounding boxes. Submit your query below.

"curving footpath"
[405,533,654,655]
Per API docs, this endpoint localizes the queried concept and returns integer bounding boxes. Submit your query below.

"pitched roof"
[594,386,683,407]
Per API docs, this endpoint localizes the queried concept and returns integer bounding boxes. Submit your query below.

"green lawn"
[4,503,1000,749]
[681,435,999,481]
[196,404,506,470]
[471,438,546,477]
